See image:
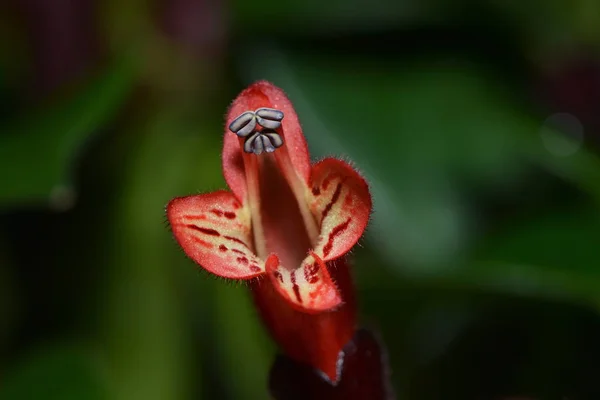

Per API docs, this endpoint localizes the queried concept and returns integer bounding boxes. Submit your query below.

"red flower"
[167,81,372,382]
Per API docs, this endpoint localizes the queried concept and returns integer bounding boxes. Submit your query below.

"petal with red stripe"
[308,158,372,262]
[265,252,342,313]
[167,191,263,279]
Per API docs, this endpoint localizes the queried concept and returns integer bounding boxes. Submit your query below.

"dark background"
[1,1,600,399]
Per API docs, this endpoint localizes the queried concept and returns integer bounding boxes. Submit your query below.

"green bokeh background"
[1,1,600,399]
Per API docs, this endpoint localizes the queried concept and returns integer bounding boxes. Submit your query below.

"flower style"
[167,81,372,382]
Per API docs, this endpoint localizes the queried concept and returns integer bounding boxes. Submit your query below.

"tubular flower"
[167,81,372,382]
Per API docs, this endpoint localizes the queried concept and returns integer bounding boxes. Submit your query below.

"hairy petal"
[167,191,263,279]
[251,256,356,383]
[265,252,342,313]
[223,81,311,202]
[309,158,372,261]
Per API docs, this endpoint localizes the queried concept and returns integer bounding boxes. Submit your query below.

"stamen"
[243,131,261,154]
[262,131,283,149]
[256,107,284,129]
[243,129,284,155]
[230,108,285,155]
[251,132,265,154]
[261,132,278,153]
[229,111,256,137]
[256,116,282,130]
[256,107,284,123]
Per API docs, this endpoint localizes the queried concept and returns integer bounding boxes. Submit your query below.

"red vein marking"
[224,235,251,249]
[185,215,207,221]
[224,211,236,219]
[187,225,220,236]
[210,209,223,217]
[273,270,284,283]
[321,182,342,221]
[312,186,321,196]
[191,237,212,248]
[250,265,261,272]
[219,245,228,252]
[231,249,245,255]
[322,218,352,258]
[236,257,249,265]
[290,271,302,303]
[304,261,320,284]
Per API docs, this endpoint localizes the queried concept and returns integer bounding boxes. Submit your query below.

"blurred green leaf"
[0,345,107,400]
[466,205,600,306]
[476,205,600,273]
[358,241,600,312]
[0,56,137,210]
[524,133,600,203]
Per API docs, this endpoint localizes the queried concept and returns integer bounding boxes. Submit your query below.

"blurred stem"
[213,285,274,400]
[102,107,201,400]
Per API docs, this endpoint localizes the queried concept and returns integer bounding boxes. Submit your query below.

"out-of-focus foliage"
[0,344,107,400]
[2,0,600,399]
[0,58,136,209]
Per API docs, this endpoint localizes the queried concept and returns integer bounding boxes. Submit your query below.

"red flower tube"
[167,81,372,383]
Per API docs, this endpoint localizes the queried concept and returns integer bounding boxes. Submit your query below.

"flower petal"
[265,252,342,313]
[223,81,311,202]
[167,191,263,279]
[309,158,372,261]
